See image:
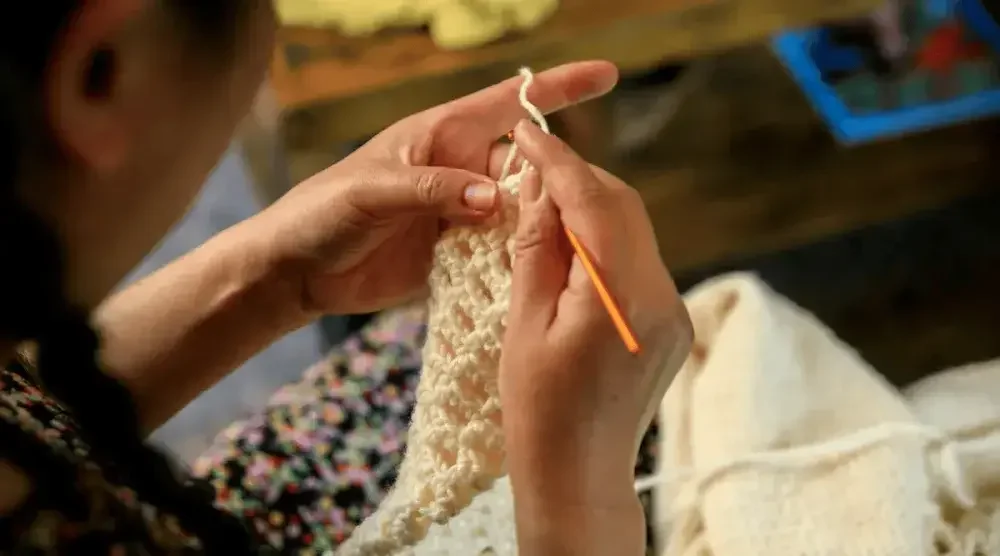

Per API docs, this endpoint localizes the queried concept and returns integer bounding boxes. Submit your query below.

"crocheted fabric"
[657,273,933,555]
[335,70,538,555]
[652,272,1000,556]
[410,477,518,555]
[335,189,518,555]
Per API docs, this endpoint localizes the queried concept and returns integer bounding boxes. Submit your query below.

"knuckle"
[358,165,385,189]
[552,167,636,214]
[566,187,631,230]
[558,178,613,214]
[670,302,695,355]
[579,299,612,333]
[641,290,694,358]
[423,112,457,142]
[619,185,645,208]
[543,157,585,183]
[343,166,379,203]
[541,161,571,185]
[414,170,446,206]
[514,206,556,254]
[575,182,614,209]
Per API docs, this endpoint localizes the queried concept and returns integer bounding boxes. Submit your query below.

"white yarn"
[647,420,1000,556]
[652,273,1000,556]
[635,421,978,509]
[408,477,519,555]
[335,67,550,556]
[498,67,549,193]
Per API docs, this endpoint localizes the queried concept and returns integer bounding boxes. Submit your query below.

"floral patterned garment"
[193,305,662,554]
[0,360,207,554]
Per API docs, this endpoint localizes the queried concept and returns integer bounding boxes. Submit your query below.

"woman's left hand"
[254,61,618,316]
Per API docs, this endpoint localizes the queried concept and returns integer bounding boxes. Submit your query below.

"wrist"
[220,219,316,329]
[508,449,638,512]
[505,413,639,496]
[94,219,314,431]
[507,429,639,509]
[509,455,645,556]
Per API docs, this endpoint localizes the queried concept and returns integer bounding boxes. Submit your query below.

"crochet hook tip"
[563,226,641,356]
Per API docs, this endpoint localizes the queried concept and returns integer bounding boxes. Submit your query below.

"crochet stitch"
[651,273,1000,556]
[335,68,545,555]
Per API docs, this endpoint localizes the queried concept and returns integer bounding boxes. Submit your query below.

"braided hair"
[0,3,260,553]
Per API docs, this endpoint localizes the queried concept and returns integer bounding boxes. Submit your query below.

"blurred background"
[136,0,1000,462]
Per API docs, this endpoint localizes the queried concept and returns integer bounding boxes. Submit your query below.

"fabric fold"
[657,272,934,556]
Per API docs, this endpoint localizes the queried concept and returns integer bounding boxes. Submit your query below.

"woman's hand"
[254,61,618,316]
[500,121,692,555]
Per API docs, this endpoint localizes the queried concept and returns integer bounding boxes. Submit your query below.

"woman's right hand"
[500,119,692,554]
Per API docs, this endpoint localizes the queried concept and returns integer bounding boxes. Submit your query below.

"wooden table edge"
[269,0,881,113]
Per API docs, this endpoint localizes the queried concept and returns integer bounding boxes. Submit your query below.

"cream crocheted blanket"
[650,272,1000,556]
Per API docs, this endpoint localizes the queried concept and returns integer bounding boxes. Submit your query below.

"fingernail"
[463,183,497,211]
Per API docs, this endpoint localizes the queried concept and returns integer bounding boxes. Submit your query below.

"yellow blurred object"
[274,0,559,50]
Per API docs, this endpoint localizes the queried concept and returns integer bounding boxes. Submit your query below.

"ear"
[44,0,144,174]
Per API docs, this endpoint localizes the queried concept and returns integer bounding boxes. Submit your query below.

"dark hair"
[0,3,256,552]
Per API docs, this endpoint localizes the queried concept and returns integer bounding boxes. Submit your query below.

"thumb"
[349,165,499,221]
[509,169,571,329]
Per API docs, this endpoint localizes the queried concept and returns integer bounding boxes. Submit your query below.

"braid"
[0,2,262,553]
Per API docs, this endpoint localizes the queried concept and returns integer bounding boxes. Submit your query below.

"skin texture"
[502,121,693,555]
[0,1,692,551]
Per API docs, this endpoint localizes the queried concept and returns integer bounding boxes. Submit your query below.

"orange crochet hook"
[563,226,641,355]
[505,126,639,355]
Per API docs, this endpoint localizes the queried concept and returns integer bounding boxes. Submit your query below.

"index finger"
[434,61,619,141]
[511,120,616,236]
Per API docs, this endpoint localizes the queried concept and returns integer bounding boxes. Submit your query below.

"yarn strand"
[636,420,983,510]
[499,67,551,194]
[639,419,1000,556]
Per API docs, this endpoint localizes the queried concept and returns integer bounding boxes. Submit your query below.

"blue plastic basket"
[771,8,1000,144]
